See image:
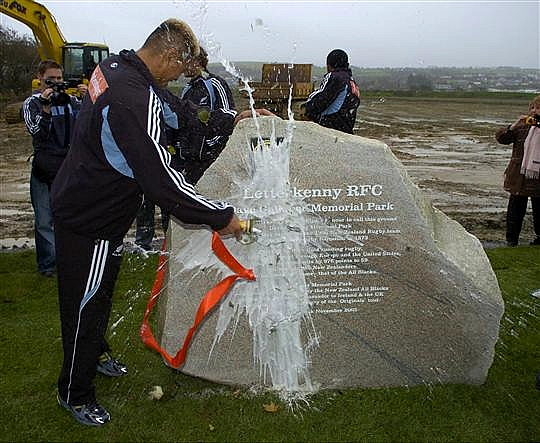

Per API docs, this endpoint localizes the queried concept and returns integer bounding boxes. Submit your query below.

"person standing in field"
[303,49,360,134]
[173,46,237,184]
[496,95,540,246]
[22,60,87,277]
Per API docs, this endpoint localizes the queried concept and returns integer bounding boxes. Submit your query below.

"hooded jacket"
[51,50,233,242]
[304,67,360,134]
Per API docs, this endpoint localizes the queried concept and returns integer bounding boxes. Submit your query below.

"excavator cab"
[63,43,109,86]
[30,44,109,97]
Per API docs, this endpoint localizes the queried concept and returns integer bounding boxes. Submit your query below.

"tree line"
[0,25,39,100]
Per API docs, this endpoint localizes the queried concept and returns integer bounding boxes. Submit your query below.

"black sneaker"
[57,394,110,426]
[97,352,128,377]
[135,242,154,252]
[39,270,55,277]
[536,373,540,390]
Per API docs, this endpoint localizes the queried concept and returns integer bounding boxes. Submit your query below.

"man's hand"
[217,214,243,239]
[38,88,54,112]
[510,115,529,130]
[234,108,277,126]
[77,84,88,97]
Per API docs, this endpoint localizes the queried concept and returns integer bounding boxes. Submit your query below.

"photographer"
[496,95,540,247]
[22,60,87,277]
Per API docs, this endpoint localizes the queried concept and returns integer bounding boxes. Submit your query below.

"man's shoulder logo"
[88,65,109,104]
[350,80,360,98]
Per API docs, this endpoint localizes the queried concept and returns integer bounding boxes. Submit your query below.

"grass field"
[1,246,539,442]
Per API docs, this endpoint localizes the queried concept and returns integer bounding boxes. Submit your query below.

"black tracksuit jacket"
[23,93,81,186]
[176,71,236,162]
[171,71,236,184]
[305,67,360,134]
[51,50,233,242]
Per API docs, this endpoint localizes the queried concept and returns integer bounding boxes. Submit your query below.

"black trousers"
[506,195,540,243]
[135,199,169,249]
[55,224,123,405]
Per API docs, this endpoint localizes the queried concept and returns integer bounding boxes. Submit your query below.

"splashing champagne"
[238,216,261,245]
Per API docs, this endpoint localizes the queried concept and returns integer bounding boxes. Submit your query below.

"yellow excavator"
[1,0,109,122]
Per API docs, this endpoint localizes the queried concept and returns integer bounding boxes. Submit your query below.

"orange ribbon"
[140,231,256,368]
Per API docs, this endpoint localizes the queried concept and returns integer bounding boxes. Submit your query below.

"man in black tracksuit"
[304,49,360,134]
[50,19,242,426]
[175,47,236,184]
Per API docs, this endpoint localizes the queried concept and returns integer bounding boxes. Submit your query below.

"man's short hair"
[142,18,199,62]
[326,49,349,69]
[531,95,540,109]
[195,47,209,70]
[38,60,62,75]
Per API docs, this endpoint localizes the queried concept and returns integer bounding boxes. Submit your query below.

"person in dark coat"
[303,49,360,134]
[22,60,86,276]
[174,46,237,184]
[134,48,274,250]
[495,95,540,246]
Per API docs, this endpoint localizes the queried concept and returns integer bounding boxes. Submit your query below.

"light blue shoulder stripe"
[162,102,179,129]
[203,78,216,110]
[321,85,348,116]
[101,106,134,178]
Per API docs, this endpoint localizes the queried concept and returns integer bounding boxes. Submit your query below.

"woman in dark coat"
[496,95,540,246]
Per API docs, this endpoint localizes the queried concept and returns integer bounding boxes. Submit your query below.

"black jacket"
[176,71,236,162]
[304,68,360,134]
[167,71,236,185]
[23,93,81,185]
[51,50,233,242]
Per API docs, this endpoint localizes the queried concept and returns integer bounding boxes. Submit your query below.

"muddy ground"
[0,96,536,250]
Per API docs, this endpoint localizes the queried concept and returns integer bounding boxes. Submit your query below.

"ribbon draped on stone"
[140,231,256,368]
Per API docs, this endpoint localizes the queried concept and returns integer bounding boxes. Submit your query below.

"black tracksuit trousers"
[55,223,123,405]
[506,195,540,244]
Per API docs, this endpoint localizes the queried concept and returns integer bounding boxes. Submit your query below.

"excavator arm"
[1,0,109,123]
[0,0,66,63]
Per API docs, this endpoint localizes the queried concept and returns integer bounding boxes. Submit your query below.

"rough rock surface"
[157,117,504,390]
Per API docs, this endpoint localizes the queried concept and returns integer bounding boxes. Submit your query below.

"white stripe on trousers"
[66,239,109,404]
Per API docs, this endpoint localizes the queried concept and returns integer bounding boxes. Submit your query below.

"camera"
[525,114,540,127]
[40,79,71,106]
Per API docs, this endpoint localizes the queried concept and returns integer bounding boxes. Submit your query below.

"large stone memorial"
[156,117,504,392]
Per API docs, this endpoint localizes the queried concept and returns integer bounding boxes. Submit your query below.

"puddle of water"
[1,237,34,249]
[461,117,509,125]
[0,208,33,216]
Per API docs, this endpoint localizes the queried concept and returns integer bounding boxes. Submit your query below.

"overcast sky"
[2,0,539,70]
